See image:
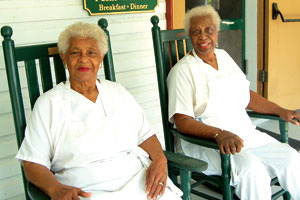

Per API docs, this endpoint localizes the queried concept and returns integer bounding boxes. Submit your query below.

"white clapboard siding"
[0,175,25,200]
[0,0,166,199]
[0,156,22,181]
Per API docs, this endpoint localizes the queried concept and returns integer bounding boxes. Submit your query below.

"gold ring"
[159,182,164,186]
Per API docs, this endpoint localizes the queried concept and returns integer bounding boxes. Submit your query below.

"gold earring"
[64,64,68,69]
[99,63,103,69]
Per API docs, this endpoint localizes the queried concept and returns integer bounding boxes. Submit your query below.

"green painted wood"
[272,189,289,200]
[151,15,173,152]
[186,39,193,53]
[279,121,289,143]
[247,111,281,120]
[162,42,171,74]
[283,192,292,200]
[53,54,66,84]
[170,128,219,149]
[164,151,207,173]
[39,57,53,93]
[180,169,192,200]
[15,43,57,61]
[247,111,290,144]
[161,29,189,42]
[169,40,177,66]
[28,182,50,200]
[25,60,40,109]
[221,154,233,200]
[177,39,185,60]
[83,0,158,15]
[1,25,30,200]
[98,18,116,82]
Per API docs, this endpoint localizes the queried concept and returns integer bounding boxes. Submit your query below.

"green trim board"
[83,0,159,15]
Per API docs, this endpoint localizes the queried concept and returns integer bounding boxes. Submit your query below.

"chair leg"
[221,154,234,200]
[168,166,178,185]
[279,120,289,143]
[180,169,192,200]
[283,192,291,200]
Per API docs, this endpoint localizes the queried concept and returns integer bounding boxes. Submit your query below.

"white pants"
[187,141,300,200]
[232,142,300,200]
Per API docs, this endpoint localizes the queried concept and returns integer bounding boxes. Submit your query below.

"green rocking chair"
[1,18,207,200]
[150,15,292,200]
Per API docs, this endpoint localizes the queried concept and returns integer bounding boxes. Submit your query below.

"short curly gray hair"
[184,5,221,36]
[58,22,108,56]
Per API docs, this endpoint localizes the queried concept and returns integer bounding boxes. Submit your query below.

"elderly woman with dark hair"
[16,22,182,200]
[167,5,300,200]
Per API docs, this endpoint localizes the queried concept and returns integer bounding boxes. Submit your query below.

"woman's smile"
[77,67,90,72]
[197,41,211,49]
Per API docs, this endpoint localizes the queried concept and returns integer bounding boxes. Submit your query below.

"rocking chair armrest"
[247,109,300,143]
[170,128,219,149]
[27,182,50,200]
[169,128,231,175]
[164,151,208,173]
[247,110,292,143]
[247,111,282,121]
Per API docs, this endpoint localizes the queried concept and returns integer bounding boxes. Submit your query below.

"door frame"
[257,0,265,96]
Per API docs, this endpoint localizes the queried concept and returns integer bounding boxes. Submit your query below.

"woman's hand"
[145,156,168,200]
[139,135,168,200]
[278,109,300,126]
[215,130,244,154]
[23,161,91,200]
[49,183,92,200]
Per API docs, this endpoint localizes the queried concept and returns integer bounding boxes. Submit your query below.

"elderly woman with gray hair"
[167,5,300,200]
[16,22,182,200]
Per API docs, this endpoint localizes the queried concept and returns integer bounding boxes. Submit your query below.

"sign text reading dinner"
[99,3,148,11]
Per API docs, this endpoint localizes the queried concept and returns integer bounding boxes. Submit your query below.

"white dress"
[167,49,300,200]
[17,80,182,200]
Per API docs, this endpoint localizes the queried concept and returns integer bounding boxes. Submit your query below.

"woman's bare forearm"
[23,161,61,197]
[247,90,284,115]
[139,134,166,162]
[174,113,222,139]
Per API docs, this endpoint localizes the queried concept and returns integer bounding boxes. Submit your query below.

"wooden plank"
[127,84,159,104]
[0,63,28,92]
[0,175,25,200]
[0,88,32,116]
[0,1,166,24]
[5,193,26,200]
[0,17,166,48]
[0,111,30,138]
[0,156,22,180]
[0,113,15,137]
[113,50,156,73]
[116,67,157,90]
[110,32,153,54]
[0,19,167,71]
[0,135,18,159]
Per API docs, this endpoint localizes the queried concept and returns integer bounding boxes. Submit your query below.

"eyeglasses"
[190,26,217,36]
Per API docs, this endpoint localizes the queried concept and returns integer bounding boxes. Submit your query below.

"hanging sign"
[83,0,159,15]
